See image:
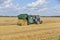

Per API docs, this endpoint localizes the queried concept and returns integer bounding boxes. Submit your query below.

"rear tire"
[27,23,30,25]
[40,20,43,24]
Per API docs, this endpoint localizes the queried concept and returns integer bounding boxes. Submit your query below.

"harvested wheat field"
[0,17,60,40]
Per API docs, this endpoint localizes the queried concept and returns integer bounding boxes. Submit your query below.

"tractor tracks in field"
[0,26,60,36]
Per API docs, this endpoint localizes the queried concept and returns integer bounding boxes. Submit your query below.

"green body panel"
[18,14,28,19]
[28,15,34,24]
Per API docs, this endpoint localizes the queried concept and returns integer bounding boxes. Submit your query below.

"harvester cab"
[27,15,42,25]
[27,15,34,25]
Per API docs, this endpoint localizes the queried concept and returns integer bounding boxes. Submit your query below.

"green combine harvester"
[18,14,42,26]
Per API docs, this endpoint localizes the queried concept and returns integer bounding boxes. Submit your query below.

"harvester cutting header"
[17,14,42,26]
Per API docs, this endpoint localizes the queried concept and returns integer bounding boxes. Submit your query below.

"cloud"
[0,0,21,16]
[38,4,60,16]
[0,0,12,5]
[27,0,49,7]
[53,4,60,13]
[0,7,20,16]
[0,0,13,8]
[0,5,21,16]
[19,0,50,15]
[21,0,60,16]
[0,0,60,16]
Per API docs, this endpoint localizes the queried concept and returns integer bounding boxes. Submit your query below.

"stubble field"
[0,17,60,40]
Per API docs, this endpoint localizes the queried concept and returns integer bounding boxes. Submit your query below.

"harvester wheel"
[27,22,30,25]
[40,20,43,24]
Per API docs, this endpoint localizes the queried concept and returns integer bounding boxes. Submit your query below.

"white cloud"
[53,4,60,13]
[0,0,13,8]
[38,4,60,16]
[0,0,12,5]
[0,0,60,16]
[20,0,50,15]
[38,8,48,12]
[4,0,12,4]
[0,0,21,16]
[0,0,20,10]
[27,0,49,7]
[21,0,60,16]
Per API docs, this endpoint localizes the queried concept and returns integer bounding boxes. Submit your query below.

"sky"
[0,0,60,16]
